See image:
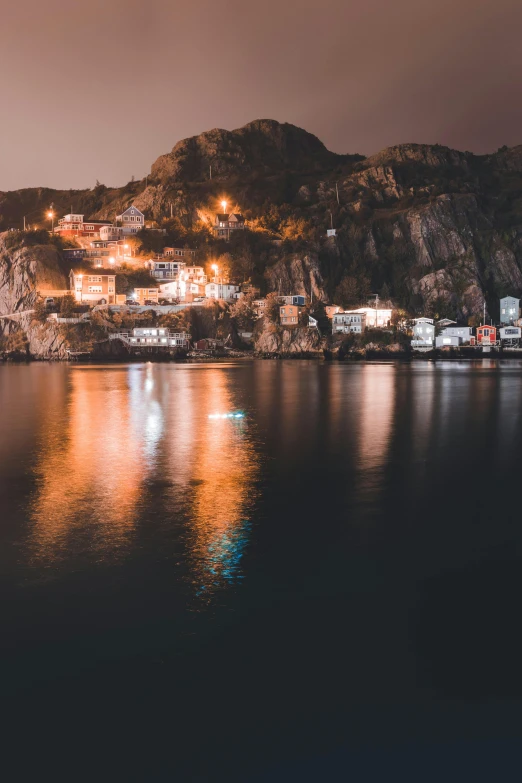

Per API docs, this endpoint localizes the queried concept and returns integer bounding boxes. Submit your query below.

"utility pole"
[170,202,173,219]
[210,165,212,180]
[336,182,340,205]
[23,216,26,231]
[483,298,486,325]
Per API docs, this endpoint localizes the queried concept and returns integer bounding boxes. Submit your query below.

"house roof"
[70,269,117,277]
[216,213,244,221]
[118,205,144,217]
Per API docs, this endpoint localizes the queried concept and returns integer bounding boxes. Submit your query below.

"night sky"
[1,0,522,190]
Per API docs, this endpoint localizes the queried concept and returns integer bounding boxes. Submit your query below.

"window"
[88,286,102,293]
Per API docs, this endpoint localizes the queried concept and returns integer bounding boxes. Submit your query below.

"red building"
[476,325,497,344]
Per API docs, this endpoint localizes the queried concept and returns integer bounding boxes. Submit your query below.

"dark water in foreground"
[1,360,522,780]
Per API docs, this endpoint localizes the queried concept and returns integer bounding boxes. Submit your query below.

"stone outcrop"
[253,318,325,355]
[0,233,70,358]
[265,253,327,301]
[150,119,345,183]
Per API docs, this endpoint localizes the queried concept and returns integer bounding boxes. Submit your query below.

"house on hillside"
[55,214,112,238]
[149,260,186,280]
[332,311,366,334]
[500,296,520,325]
[115,205,145,235]
[69,270,116,305]
[213,212,246,240]
[205,282,240,301]
[133,288,160,306]
[280,304,303,326]
[100,225,123,242]
[164,245,196,260]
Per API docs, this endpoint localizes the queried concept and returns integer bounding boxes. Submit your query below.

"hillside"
[2,120,522,321]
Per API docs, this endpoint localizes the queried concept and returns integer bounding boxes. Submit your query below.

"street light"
[109,257,115,266]
[47,208,54,233]
[211,263,218,282]
[221,200,227,214]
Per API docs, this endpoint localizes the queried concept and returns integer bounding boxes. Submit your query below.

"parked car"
[144,300,157,306]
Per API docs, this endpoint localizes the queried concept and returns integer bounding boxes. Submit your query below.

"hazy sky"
[2,0,522,191]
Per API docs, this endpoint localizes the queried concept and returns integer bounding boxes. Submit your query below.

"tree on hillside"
[264,292,281,324]
[229,294,256,332]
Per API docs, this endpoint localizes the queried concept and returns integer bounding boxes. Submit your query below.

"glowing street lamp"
[221,200,227,214]
[47,208,54,232]
[109,257,115,266]
[211,263,218,282]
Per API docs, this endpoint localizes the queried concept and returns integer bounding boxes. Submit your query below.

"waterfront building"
[411,317,435,348]
[476,324,497,344]
[332,311,366,334]
[500,296,520,325]
[439,325,473,343]
[213,212,246,240]
[115,205,145,235]
[69,269,116,304]
[500,326,521,342]
[109,327,190,349]
[435,334,462,347]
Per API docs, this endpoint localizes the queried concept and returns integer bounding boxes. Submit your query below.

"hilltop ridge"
[2,120,522,326]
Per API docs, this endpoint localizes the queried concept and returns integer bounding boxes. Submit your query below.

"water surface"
[1,360,521,779]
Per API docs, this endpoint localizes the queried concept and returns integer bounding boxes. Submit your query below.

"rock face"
[4,122,522,324]
[0,233,70,358]
[265,253,327,301]
[150,119,345,183]
[253,318,325,355]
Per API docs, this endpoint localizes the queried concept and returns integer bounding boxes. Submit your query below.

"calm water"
[2,360,522,780]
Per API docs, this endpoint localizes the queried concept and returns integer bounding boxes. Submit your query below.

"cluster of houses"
[411,297,522,349]
[50,206,522,351]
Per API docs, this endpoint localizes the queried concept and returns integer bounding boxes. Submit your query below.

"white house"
[435,334,462,347]
[205,282,240,301]
[332,311,366,334]
[354,307,392,328]
[412,317,434,348]
[110,327,190,349]
[500,326,521,342]
[115,205,145,235]
[439,325,473,343]
[100,225,123,242]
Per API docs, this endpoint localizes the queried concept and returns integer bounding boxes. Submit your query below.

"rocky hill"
[2,120,522,322]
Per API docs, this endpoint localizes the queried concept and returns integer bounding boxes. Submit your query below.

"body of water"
[1,360,522,780]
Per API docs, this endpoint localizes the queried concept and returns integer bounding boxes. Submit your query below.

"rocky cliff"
[0,232,70,358]
[2,120,522,323]
[253,318,325,355]
[150,119,346,183]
